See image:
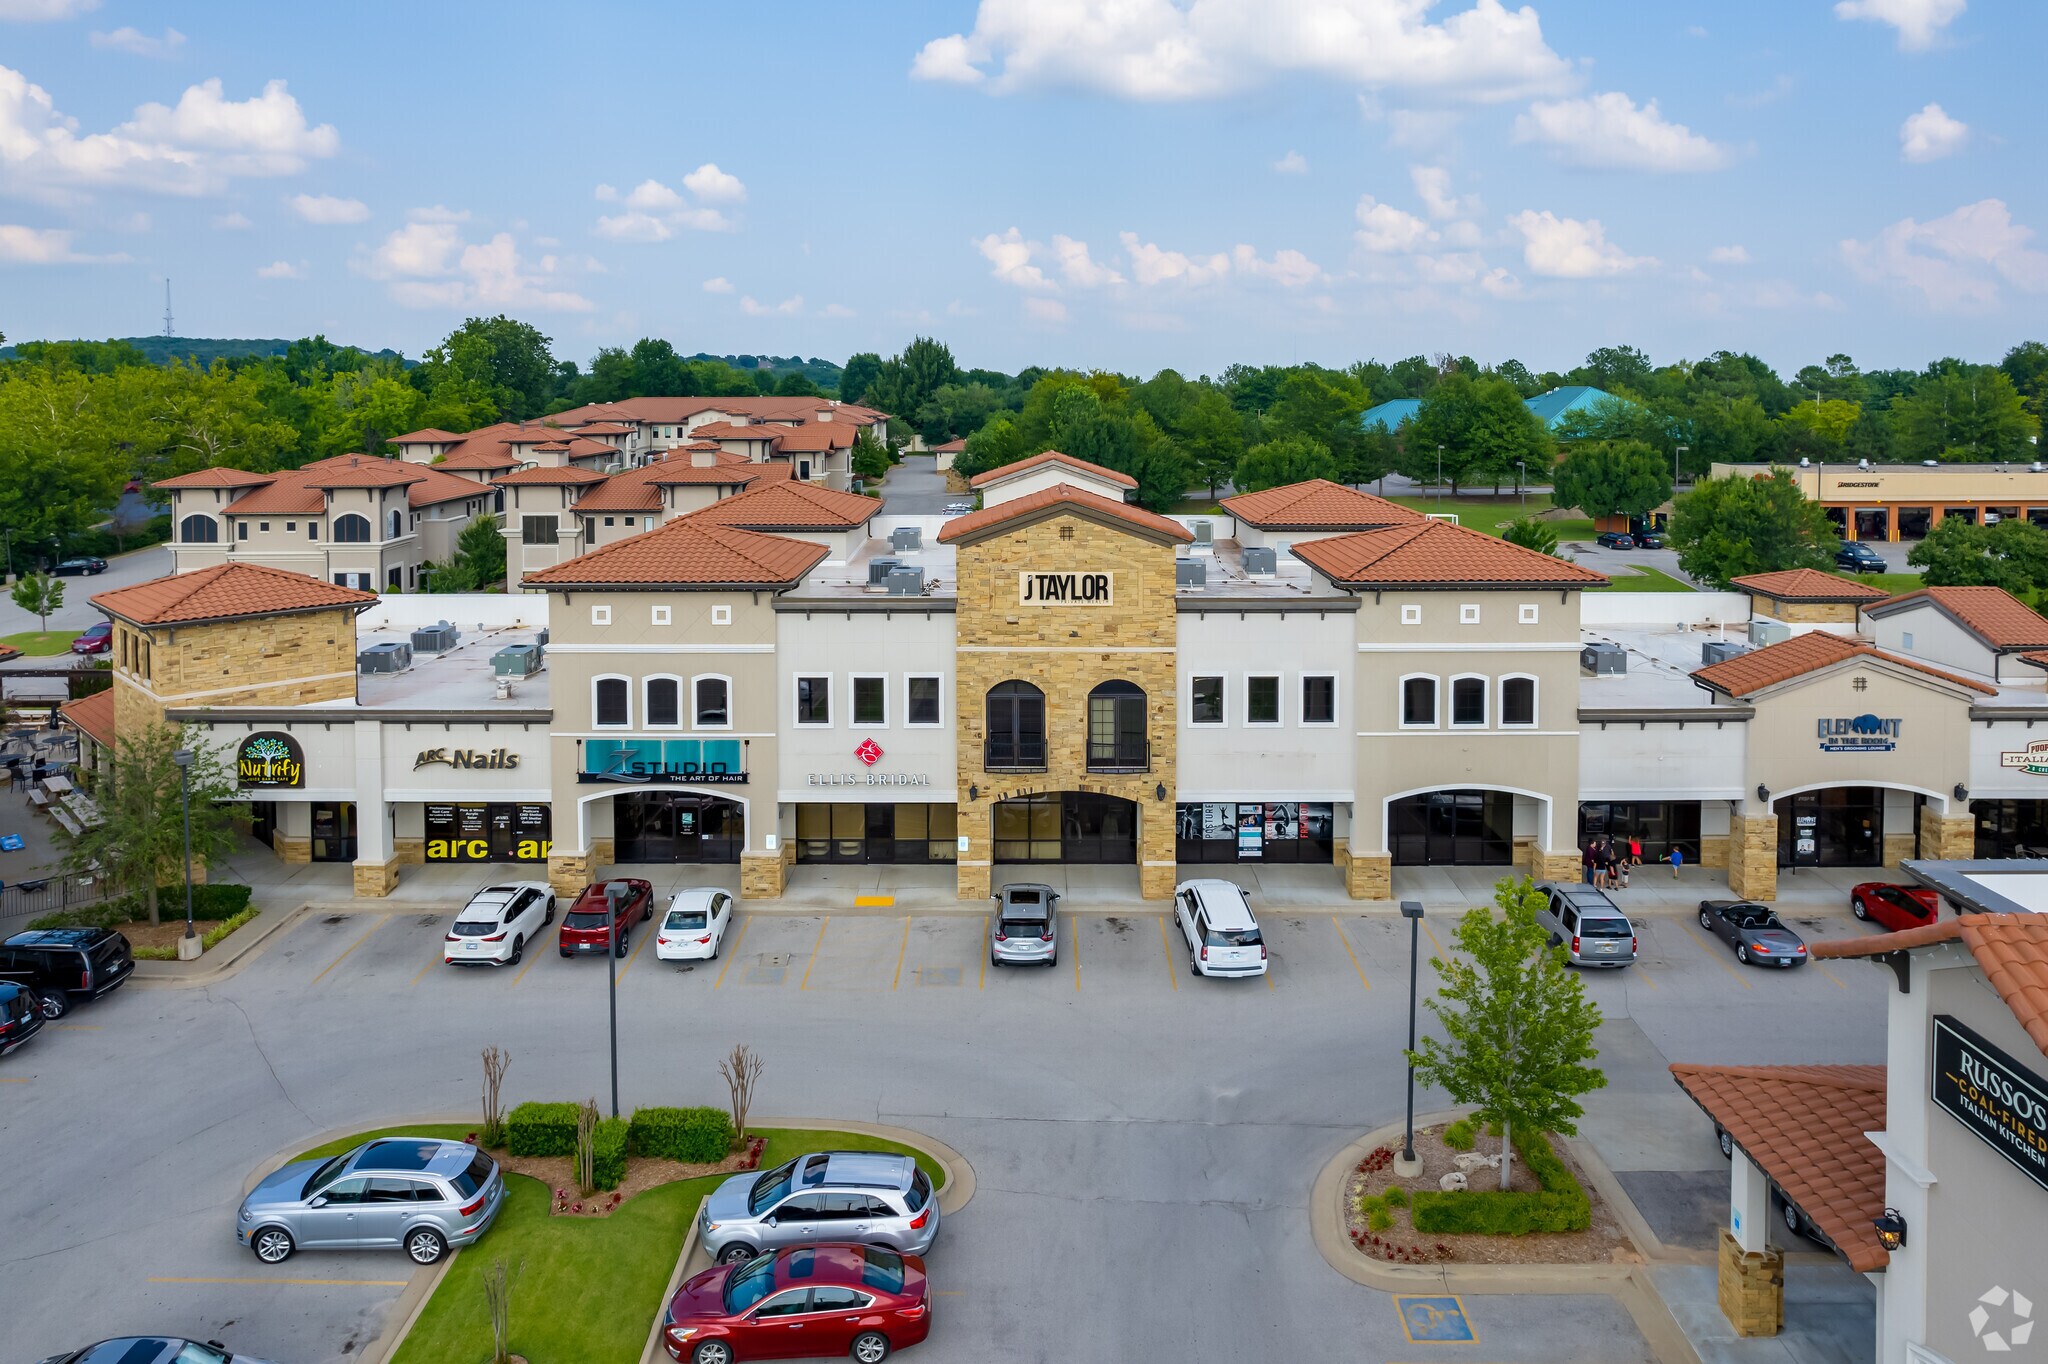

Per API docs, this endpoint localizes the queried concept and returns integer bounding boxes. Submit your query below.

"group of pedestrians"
[1583,834,1686,889]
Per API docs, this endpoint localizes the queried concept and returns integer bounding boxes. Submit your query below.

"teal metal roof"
[1359,398,1422,432]
[1523,385,1620,429]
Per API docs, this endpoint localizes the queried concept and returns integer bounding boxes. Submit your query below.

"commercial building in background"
[1711,459,2048,542]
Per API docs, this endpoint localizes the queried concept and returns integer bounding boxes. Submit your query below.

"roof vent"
[1702,640,1751,665]
[1749,619,1793,647]
[885,567,924,596]
[492,643,543,677]
[1241,546,1277,576]
[1799,457,1810,467]
[1176,560,1207,590]
[1191,520,1214,548]
[890,526,923,552]
[866,556,902,587]
[358,641,413,674]
[411,621,461,653]
[1580,642,1626,675]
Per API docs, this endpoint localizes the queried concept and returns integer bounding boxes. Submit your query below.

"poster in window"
[1238,805,1264,858]
[1300,805,1333,841]
[1264,802,1298,841]
[1203,804,1234,841]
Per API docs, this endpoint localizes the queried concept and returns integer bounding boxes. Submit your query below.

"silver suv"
[699,1150,939,1265]
[1534,883,1638,968]
[237,1137,503,1265]
[990,883,1060,966]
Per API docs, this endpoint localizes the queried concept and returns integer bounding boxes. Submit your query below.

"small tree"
[480,1045,511,1149]
[1500,518,1559,556]
[720,1044,766,1146]
[1408,877,1607,1191]
[482,1256,523,1364]
[1233,435,1339,494]
[1550,440,1672,525]
[1909,516,2048,593]
[1667,470,1835,588]
[574,1098,599,1194]
[851,428,891,481]
[12,572,63,629]
[60,722,244,926]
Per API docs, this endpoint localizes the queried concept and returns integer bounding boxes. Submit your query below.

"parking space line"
[892,915,910,991]
[52,1023,101,1029]
[1633,963,1659,990]
[1332,916,1370,990]
[1421,920,1449,964]
[1813,960,1848,990]
[713,916,751,990]
[614,917,658,983]
[1677,921,1752,990]
[978,915,987,990]
[148,1275,410,1287]
[798,917,829,990]
[409,954,439,987]
[0,1076,29,1083]
[1156,914,1178,992]
[308,916,387,986]
[510,923,561,988]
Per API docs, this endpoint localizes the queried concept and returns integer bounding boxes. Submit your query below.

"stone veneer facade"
[110,608,360,739]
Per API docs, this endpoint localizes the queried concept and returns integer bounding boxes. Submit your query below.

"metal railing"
[0,875,112,928]
[1086,738,1150,774]
[983,739,1048,773]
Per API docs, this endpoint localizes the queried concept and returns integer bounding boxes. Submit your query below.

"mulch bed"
[474,1136,768,1218]
[114,918,247,955]
[1341,1124,1636,1266]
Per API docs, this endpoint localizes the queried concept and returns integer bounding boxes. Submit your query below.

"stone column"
[1138,801,1175,900]
[1717,1227,1785,1337]
[741,849,786,899]
[547,851,590,897]
[1917,804,1974,861]
[955,800,991,901]
[1342,846,1392,900]
[350,721,398,898]
[1726,812,1778,901]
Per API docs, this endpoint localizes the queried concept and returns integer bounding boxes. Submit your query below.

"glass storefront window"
[794,803,958,864]
[1971,799,2048,858]
[1175,802,1335,864]
[1577,801,1700,863]
[1774,788,1884,867]
[424,804,553,863]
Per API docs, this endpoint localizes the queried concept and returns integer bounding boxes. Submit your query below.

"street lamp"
[172,748,197,959]
[1436,445,1444,507]
[1515,460,1527,509]
[604,880,625,1118]
[1396,899,1426,1177]
[1675,443,1689,491]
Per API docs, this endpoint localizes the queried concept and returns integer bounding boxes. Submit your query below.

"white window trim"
[591,604,612,626]
[1188,674,1227,726]
[1299,672,1339,727]
[904,673,946,728]
[1448,672,1489,728]
[793,673,832,728]
[1499,673,1539,729]
[592,673,632,729]
[849,672,890,728]
[642,673,684,729]
[1398,673,1439,730]
[1518,603,1539,624]
[1400,604,1422,625]
[1460,603,1481,625]
[1243,672,1284,727]
[711,605,733,626]
[691,673,734,730]
[652,604,672,626]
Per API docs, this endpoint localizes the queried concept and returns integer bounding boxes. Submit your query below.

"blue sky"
[0,0,2038,378]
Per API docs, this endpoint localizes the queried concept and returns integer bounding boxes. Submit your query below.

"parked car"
[1533,884,1638,968]
[655,887,735,963]
[989,883,1059,967]
[698,1150,940,1266]
[1632,530,1665,549]
[559,878,653,957]
[663,1243,931,1364]
[1708,1124,1829,1244]
[69,622,113,654]
[942,502,973,515]
[0,927,134,1018]
[0,980,47,1055]
[1850,881,1941,931]
[53,556,108,576]
[1172,879,1268,978]
[237,1135,503,1266]
[36,1339,277,1364]
[1697,900,1809,967]
[1594,531,1636,549]
[443,882,554,967]
[1834,541,1889,573]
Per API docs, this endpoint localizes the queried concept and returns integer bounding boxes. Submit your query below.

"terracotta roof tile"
[1221,478,1425,530]
[545,397,889,426]
[769,424,857,453]
[936,482,1192,546]
[522,520,827,588]
[1692,629,1996,697]
[1291,519,1607,588]
[2019,650,2048,671]
[690,480,878,532]
[390,428,463,443]
[58,688,116,749]
[571,421,636,435]
[969,449,1138,490]
[1729,568,1891,603]
[302,458,428,490]
[222,472,327,516]
[932,438,968,453]
[1670,1063,1890,1271]
[1814,912,2048,1057]
[1869,586,2048,648]
[93,563,377,627]
[151,467,278,491]
[493,466,612,487]
[690,420,788,441]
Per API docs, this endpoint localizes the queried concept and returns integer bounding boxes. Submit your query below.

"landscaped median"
[30,882,259,960]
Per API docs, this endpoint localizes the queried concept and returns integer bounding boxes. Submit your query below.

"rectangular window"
[604,516,616,527]
[238,522,248,540]
[308,522,319,540]
[259,521,271,533]
[1301,674,1336,726]
[1401,677,1437,727]
[796,676,831,726]
[1191,676,1224,725]
[594,677,629,727]
[646,678,680,727]
[521,516,557,546]
[285,522,296,532]
[1246,675,1281,725]
[852,675,887,726]
[906,675,942,726]
[695,677,730,727]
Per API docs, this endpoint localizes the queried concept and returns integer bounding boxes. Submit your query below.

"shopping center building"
[1712,458,2048,542]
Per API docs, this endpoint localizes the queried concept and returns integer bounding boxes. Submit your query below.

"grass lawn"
[1385,492,1596,542]
[1591,566,1696,593]
[1845,572,1924,596]
[1168,497,1224,514]
[0,630,74,656]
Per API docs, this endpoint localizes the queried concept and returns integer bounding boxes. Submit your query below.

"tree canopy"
[1907,516,2048,593]
[1667,470,1837,588]
[1550,441,1673,521]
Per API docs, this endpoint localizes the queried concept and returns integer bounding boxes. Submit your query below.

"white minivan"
[1173,879,1269,978]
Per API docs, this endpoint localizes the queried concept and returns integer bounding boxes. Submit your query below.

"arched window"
[985,681,1046,771]
[387,509,404,539]
[645,676,680,728]
[1400,675,1437,728]
[1450,674,1488,727]
[333,514,371,543]
[694,676,731,728]
[1086,680,1147,772]
[1500,675,1537,728]
[179,514,219,544]
[594,676,630,728]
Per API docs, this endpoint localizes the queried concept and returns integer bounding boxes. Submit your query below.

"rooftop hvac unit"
[1580,642,1626,676]
[1702,640,1751,665]
[411,620,461,653]
[1191,520,1214,547]
[1748,619,1794,647]
[1241,546,1277,576]
[890,526,923,552]
[866,556,902,586]
[1175,560,1207,589]
[885,567,925,596]
[492,643,544,677]
[358,641,413,674]
[534,628,549,648]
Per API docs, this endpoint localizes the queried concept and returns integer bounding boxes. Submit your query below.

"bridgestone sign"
[1020,572,1113,606]
[1933,1014,2048,1194]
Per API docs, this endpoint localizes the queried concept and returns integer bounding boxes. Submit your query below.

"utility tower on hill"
[162,279,174,338]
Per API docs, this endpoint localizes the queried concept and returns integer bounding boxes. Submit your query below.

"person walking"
[1625,836,1641,888]
[1669,845,1684,879]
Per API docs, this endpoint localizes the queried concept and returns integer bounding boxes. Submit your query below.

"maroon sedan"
[69,623,112,655]
[663,1244,930,1364]
[1850,881,1941,932]
[558,878,652,958]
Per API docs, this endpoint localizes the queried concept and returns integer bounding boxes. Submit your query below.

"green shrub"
[64,514,173,560]
[1357,1193,1385,1217]
[1385,1185,1409,1208]
[1410,1131,1590,1236]
[28,883,252,931]
[506,1101,582,1157]
[203,907,258,949]
[629,1105,735,1162]
[591,1116,629,1191]
[1442,1119,1476,1151]
[131,943,176,961]
[1368,1204,1394,1232]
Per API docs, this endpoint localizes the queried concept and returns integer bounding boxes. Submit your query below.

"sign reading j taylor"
[1933,1013,2048,1194]
[1019,571,1113,606]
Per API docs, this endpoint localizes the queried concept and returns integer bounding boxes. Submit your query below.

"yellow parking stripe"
[308,916,386,986]
[52,1023,101,1030]
[713,915,751,990]
[1678,920,1752,990]
[614,915,658,983]
[0,1076,30,1083]
[1157,914,1178,992]
[1813,960,1848,990]
[149,1275,410,1287]
[1332,916,1370,990]
[892,915,910,990]
[798,917,829,990]
[511,922,562,988]
[1421,920,1450,964]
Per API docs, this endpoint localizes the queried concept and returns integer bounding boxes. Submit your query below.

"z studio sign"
[1932,1014,2048,1193]
[2002,739,2048,775]
[237,732,303,789]
[415,747,521,771]
[1020,571,1113,606]
[1817,715,1902,753]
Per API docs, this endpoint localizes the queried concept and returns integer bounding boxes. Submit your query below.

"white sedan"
[443,882,555,966]
[655,887,735,964]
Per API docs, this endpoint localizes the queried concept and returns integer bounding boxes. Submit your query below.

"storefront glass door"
[1389,790,1513,866]
[1774,788,1883,867]
[310,802,357,862]
[614,792,742,863]
[992,793,1137,864]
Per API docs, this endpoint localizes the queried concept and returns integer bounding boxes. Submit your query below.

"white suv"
[1173,879,1269,978]
[443,883,555,967]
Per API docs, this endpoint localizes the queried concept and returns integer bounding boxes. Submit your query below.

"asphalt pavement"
[881,455,964,516]
[0,544,173,635]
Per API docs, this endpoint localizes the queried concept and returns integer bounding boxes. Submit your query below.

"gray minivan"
[1534,884,1638,968]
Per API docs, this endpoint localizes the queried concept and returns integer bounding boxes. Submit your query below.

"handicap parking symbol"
[1396,1295,1477,1344]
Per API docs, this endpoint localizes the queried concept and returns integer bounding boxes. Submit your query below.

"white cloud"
[682,162,745,204]
[593,211,672,242]
[590,176,733,238]
[255,259,304,279]
[1900,102,1968,162]
[1514,91,1727,171]
[593,183,619,202]
[1023,296,1068,324]
[288,192,367,224]
[740,294,803,317]
[120,77,338,171]
[365,221,462,278]
[1231,243,1320,287]
[624,178,683,212]
[1708,244,1751,265]
[1410,165,1476,219]
[0,223,123,263]
[1842,198,2048,309]
[0,0,98,19]
[818,302,855,319]
[1273,150,1308,174]
[213,210,251,229]
[1353,194,1436,253]
[1050,233,1123,287]
[974,227,1052,289]
[359,222,592,312]
[407,204,469,223]
[911,0,1574,102]
[89,25,183,56]
[1834,0,1965,50]
[1508,209,1654,277]
[670,207,733,232]
[1119,231,1229,285]
[702,276,735,294]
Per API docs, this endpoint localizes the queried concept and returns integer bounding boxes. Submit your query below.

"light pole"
[1396,899,1425,1177]
[604,880,624,1118]
[1435,445,1444,508]
[1674,443,1688,492]
[1516,460,1527,509]
[172,748,197,959]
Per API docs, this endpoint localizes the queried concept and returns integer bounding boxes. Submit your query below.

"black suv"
[0,928,133,1018]
[0,980,46,1055]
[1834,542,1887,573]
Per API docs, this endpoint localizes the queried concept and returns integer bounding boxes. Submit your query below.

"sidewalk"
[1649,1261,1874,1364]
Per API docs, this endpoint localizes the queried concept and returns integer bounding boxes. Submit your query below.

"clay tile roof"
[92,563,377,627]
[690,480,878,532]
[1871,585,2048,648]
[301,458,428,490]
[1669,1063,1890,1271]
[1729,568,1891,603]
[769,424,856,452]
[969,449,1139,490]
[691,420,785,441]
[932,438,968,454]
[390,428,463,443]
[222,469,327,516]
[1691,629,1996,698]
[1290,519,1607,589]
[1221,478,1426,530]
[523,520,828,589]
[151,467,278,491]
[493,466,613,487]
[936,482,1193,545]
[58,688,116,749]
[1815,913,2048,1057]
[402,465,496,508]
[571,421,636,435]
[647,462,776,487]
[2020,651,2048,671]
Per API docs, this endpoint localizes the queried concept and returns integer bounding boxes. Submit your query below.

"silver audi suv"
[237,1136,503,1265]
[698,1150,939,1265]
